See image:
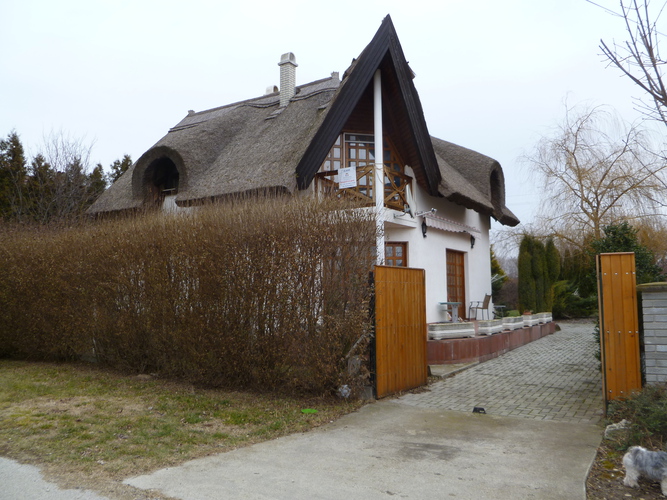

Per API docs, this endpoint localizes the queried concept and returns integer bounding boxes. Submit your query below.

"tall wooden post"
[597,252,642,407]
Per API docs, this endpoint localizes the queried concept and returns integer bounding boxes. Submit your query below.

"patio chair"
[468,294,492,320]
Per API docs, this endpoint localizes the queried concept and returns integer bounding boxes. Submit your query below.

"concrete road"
[125,402,601,500]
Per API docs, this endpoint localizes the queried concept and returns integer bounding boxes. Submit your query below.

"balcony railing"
[315,164,413,211]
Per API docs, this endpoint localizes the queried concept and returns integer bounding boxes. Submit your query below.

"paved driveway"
[399,320,603,423]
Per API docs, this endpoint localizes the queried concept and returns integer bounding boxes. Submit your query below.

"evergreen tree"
[490,246,507,302]
[518,235,536,312]
[532,239,546,312]
[0,132,27,220]
[88,164,107,201]
[591,222,665,285]
[108,154,132,184]
[544,239,560,310]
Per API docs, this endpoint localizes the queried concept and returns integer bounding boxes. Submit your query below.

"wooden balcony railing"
[314,164,413,211]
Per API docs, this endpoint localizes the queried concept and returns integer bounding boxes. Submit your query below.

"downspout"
[374,69,385,265]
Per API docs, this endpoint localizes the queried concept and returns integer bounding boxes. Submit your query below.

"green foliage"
[108,154,132,184]
[490,246,507,301]
[607,384,667,449]
[545,239,561,282]
[0,197,376,396]
[551,280,598,320]
[518,235,563,314]
[532,240,546,312]
[518,236,536,312]
[0,131,27,220]
[591,221,665,285]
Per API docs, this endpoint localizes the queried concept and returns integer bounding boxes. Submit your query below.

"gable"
[295,16,441,196]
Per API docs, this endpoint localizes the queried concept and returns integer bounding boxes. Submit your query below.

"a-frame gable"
[295,15,441,195]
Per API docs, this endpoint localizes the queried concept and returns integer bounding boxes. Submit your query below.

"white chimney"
[278,52,297,107]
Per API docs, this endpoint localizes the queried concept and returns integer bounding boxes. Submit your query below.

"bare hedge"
[0,197,376,395]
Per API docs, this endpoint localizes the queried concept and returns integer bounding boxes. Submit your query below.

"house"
[89,15,519,324]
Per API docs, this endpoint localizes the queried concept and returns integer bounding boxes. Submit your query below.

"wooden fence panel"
[597,252,641,403]
[374,265,428,398]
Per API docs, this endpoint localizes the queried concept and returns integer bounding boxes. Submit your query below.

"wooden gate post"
[597,252,641,406]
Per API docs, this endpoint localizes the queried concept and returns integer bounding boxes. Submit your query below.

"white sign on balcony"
[338,166,357,189]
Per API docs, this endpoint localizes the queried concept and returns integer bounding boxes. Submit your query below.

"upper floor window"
[317,133,412,211]
[143,157,179,206]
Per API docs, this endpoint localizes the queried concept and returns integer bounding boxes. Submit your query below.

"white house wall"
[384,169,492,324]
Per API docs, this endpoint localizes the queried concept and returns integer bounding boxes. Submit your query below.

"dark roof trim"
[294,15,441,195]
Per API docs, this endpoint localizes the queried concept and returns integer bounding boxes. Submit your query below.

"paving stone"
[395,320,604,423]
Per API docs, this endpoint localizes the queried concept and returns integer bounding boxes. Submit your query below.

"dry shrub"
[0,197,376,395]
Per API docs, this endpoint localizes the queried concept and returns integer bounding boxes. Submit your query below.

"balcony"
[315,164,413,211]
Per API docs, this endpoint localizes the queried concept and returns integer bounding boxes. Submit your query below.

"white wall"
[384,170,493,323]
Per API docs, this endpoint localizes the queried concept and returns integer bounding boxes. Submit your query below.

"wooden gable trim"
[295,15,441,195]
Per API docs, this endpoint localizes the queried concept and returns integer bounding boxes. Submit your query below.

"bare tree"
[30,131,101,222]
[525,104,667,248]
[599,0,667,125]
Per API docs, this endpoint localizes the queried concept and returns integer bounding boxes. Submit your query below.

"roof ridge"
[185,75,340,117]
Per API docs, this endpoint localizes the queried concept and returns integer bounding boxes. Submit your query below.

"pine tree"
[108,154,132,184]
[0,132,27,220]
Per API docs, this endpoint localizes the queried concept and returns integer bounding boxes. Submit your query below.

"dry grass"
[0,360,364,498]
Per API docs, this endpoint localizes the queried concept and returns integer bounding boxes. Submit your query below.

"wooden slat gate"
[373,265,428,398]
[597,252,641,406]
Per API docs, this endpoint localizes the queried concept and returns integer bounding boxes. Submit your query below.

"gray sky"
[0,0,654,226]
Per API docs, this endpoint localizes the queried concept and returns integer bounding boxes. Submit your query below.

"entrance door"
[446,249,466,316]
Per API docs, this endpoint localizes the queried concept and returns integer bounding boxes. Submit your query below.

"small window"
[385,242,407,267]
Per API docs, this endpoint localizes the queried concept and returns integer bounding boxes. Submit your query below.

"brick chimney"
[278,52,297,107]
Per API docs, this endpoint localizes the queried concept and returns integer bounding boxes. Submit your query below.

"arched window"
[143,157,179,205]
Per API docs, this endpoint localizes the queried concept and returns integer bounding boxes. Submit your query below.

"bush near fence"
[0,197,376,395]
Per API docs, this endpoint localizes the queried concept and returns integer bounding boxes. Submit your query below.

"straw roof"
[88,16,518,227]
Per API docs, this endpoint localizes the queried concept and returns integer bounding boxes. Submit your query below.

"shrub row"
[0,197,376,395]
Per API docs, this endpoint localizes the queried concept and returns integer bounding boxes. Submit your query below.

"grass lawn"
[0,360,364,499]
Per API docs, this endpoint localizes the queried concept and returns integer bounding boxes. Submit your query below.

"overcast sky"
[0,0,657,227]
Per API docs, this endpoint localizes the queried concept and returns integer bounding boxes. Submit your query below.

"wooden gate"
[597,252,641,404]
[373,265,428,398]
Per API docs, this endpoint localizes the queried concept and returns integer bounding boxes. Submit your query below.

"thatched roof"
[432,138,519,226]
[89,15,518,227]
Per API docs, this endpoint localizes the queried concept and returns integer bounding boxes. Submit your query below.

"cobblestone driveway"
[396,321,604,423]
